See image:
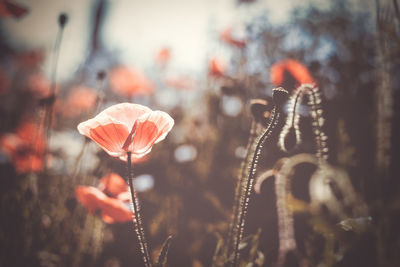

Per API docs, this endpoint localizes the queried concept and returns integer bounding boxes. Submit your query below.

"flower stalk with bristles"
[278,84,328,161]
[127,152,152,267]
[231,87,288,266]
[223,98,271,264]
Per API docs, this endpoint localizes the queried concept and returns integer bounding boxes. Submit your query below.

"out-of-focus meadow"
[0,0,399,266]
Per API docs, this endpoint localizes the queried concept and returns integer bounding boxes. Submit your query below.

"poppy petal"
[98,173,128,197]
[100,197,133,223]
[75,186,107,214]
[78,115,129,157]
[99,103,152,130]
[127,111,174,156]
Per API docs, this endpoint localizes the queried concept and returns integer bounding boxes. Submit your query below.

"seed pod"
[272,87,289,107]
[58,13,68,28]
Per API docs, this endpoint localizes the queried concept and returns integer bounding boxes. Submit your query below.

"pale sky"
[0,0,371,82]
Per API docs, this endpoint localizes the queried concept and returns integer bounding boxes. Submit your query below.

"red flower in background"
[209,58,226,78]
[16,50,45,69]
[155,47,171,68]
[58,86,97,118]
[109,66,154,97]
[220,27,246,49]
[164,74,196,91]
[75,185,133,224]
[270,59,315,89]
[77,103,174,161]
[0,0,29,19]
[0,121,45,173]
[28,72,55,99]
[98,173,128,197]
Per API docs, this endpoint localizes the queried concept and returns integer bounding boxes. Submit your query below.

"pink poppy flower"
[164,74,196,91]
[58,86,97,118]
[0,0,29,19]
[109,66,154,97]
[77,103,174,161]
[16,50,45,69]
[0,121,45,173]
[155,47,171,68]
[28,72,57,99]
[75,186,133,224]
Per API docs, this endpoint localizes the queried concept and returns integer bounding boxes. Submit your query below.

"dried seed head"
[272,87,289,107]
[58,13,68,28]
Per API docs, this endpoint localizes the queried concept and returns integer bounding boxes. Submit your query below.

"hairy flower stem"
[127,152,152,267]
[278,86,303,152]
[225,121,257,262]
[232,106,280,266]
[275,167,296,266]
[306,88,328,161]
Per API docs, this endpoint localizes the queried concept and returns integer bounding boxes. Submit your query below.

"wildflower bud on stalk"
[232,88,287,266]
[58,13,68,28]
[272,87,289,107]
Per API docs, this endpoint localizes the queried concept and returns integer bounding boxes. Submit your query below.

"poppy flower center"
[122,121,138,151]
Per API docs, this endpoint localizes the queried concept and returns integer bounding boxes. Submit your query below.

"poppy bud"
[272,87,289,107]
[58,13,68,28]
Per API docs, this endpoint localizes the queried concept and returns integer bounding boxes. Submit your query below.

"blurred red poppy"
[0,121,45,173]
[220,27,246,49]
[164,74,196,91]
[58,86,97,118]
[16,50,45,69]
[155,47,171,68]
[28,72,52,98]
[98,173,128,197]
[75,186,133,224]
[209,58,226,78]
[270,59,315,88]
[77,103,174,161]
[109,66,154,97]
[0,0,29,18]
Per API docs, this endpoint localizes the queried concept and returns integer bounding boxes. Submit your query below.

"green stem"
[127,152,152,267]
